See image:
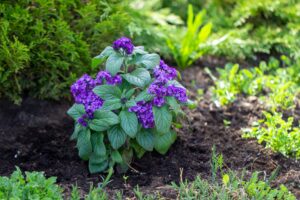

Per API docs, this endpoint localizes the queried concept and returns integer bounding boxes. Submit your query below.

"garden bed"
[0,66,299,198]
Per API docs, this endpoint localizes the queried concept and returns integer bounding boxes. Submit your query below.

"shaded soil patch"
[0,66,299,198]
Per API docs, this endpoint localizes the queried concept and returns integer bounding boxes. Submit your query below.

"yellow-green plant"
[0,168,63,199]
[243,112,300,159]
[167,4,212,69]
[208,57,300,109]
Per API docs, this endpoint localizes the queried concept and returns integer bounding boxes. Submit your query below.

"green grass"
[171,147,296,200]
[0,148,296,200]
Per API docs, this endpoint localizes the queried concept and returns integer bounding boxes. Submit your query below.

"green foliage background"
[1,0,299,103]
[0,0,130,103]
[160,0,300,60]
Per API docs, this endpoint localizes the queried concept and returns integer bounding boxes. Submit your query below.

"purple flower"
[153,60,177,83]
[148,83,167,107]
[149,60,175,107]
[147,60,187,107]
[71,74,104,119]
[84,93,104,118]
[148,83,167,96]
[96,71,122,85]
[153,96,165,107]
[129,101,155,128]
[78,114,89,127]
[71,70,123,123]
[95,71,110,85]
[147,60,180,107]
[107,75,122,85]
[113,37,134,55]
[167,85,188,103]
[71,74,97,104]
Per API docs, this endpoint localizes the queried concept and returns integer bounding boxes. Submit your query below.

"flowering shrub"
[67,37,189,173]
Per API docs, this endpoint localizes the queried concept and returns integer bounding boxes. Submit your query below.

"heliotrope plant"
[67,37,190,173]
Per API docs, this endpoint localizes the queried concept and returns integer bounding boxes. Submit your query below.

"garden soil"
[0,66,299,199]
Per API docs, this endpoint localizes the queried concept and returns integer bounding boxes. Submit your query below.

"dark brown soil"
[0,66,299,199]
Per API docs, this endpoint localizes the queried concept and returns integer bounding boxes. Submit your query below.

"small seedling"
[243,111,300,159]
[223,119,231,128]
[123,175,129,185]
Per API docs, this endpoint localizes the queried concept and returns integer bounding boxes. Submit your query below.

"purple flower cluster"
[153,60,177,84]
[148,83,167,107]
[148,60,187,107]
[113,37,134,55]
[167,85,188,103]
[71,71,122,126]
[129,60,188,129]
[129,101,154,128]
[96,71,122,85]
[71,74,103,126]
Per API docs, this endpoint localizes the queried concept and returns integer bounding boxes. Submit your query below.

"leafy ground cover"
[1,150,296,199]
[0,63,299,198]
[207,57,300,159]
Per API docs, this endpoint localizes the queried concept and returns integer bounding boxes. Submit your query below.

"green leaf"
[154,131,177,155]
[106,52,124,75]
[122,68,151,88]
[229,64,239,82]
[133,46,148,55]
[96,46,114,59]
[136,130,154,151]
[166,96,183,115]
[125,99,136,107]
[77,129,92,160]
[91,132,106,157]
[91,57,104,69]
[120,110,138,137]
[111,150,123,163]
[89,154,108,173]
[93,85,122,100]
[153,105,172,134]
[67,104,85,120]
[92,47,114,69]
[125,88,136,98]
[131,140,146,158]
[101,99,122,111]
[187,99,197,109]
[135,90,154,102]
[117,149,133,173]
[89,110,119,131]
[122,148,133,165]
[222,174,230,186]
[198,22,212,43]
[71,122,83,140]
[167,80,184,88]
[89,161,108,174]
[107,125,127,149]
[138,53,160,69]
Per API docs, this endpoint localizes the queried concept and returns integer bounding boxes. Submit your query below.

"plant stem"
[100,167,114,188]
